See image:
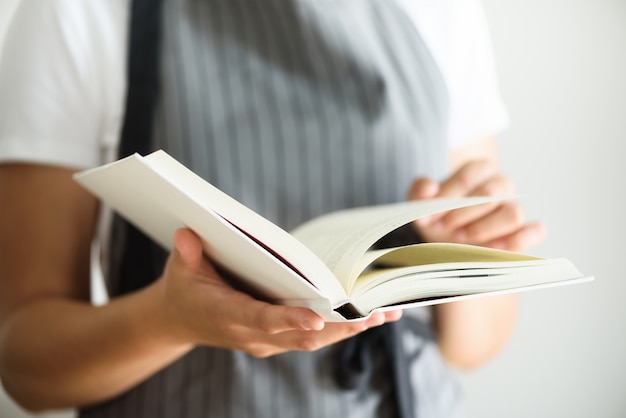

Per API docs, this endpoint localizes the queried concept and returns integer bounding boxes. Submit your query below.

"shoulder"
[0,0,130,169]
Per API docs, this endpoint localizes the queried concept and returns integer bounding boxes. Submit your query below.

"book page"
[290,196,507,291]
[346,242,542,294]
[352,257,584,313]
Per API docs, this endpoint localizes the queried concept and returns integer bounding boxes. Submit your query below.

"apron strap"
[119,0,164,157]
[334,322,419,418]
[112,0,166,295]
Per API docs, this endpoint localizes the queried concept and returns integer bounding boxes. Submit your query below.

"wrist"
[124,279,195,351]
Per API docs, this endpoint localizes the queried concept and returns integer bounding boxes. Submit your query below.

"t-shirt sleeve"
[397,0,510,150]
[0,0,128,169]
[445,0,510,149]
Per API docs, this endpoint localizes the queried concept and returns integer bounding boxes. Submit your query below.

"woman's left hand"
[409,159,546,251]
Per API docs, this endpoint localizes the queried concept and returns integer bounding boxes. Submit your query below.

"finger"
[380,309,403,323]
[437,160,497,198]
[408,177,440,200]
[418,161,496,228]
[166,229,222,285]
[214,288,325,335]
[456,202,525,245]
[484,221,547,252]
[242,309,404,357]
[173,228,204,265]
[309,310,403,345]
[471,173,515,197]
[436,175,515,232]
[431,201,498,235]
[241,317,370,356]
[183,285,326,352]
[246,302,325,334]
[274,314,384,353]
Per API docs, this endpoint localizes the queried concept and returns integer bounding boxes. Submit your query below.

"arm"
[409,137,546,369]
[0,164,192,410]
[0,164,401,412]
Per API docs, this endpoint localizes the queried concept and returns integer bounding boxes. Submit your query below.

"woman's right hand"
[152,228,402,358]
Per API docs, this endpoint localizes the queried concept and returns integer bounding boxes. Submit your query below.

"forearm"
[434,294,518,369]
[0,282,192,412]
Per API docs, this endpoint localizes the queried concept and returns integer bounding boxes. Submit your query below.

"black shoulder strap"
[111,0,166,295]
[118,0,164,158]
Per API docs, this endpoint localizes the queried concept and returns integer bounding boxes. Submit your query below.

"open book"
[74,150,592,321]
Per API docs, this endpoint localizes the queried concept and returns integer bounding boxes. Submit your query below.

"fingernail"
[302,318,324,331]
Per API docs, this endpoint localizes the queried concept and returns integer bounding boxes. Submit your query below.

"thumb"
[173,228,204,266]
[408,177,440,200]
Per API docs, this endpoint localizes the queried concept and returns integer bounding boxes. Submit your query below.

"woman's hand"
[0,164,401,411]
[152,228,402,358]
[409,159,546,251]
[407,155,546,369]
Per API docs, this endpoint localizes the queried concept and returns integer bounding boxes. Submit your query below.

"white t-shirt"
[0,0,508,169]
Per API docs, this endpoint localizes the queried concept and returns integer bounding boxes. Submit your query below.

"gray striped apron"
[82,0,465,417]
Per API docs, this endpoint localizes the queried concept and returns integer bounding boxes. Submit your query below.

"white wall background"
[0,0,624,417]
[458,1,626,417]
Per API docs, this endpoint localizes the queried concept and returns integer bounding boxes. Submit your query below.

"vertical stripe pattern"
[85,0,466,417]
[152,0,449,230]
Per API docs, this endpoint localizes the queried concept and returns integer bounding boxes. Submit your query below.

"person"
[0,0,546,417]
